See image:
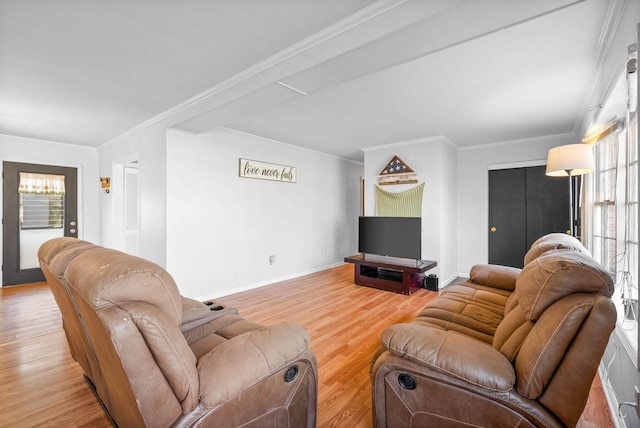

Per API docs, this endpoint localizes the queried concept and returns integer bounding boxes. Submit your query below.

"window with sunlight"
[585,35,638,362]
[587,110,638,356]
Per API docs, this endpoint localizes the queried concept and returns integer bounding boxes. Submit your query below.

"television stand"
[344,254,437,295]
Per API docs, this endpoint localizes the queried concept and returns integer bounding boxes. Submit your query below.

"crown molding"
[594,0,627,67]
[362,135,459,153]
[488,159,547,171]
[576,0,631,136]
[0,132,97,152]
[458,131,578,152]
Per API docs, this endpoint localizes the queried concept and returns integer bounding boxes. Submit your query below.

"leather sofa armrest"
[197,323,312,407]
[381,323,515,392]
[469,264,521,291]
[180,296,239,333]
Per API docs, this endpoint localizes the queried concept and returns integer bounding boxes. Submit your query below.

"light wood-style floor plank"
[0,282,111,428]
[0,264,614,427]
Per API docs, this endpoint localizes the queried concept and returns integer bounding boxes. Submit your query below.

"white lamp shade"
[546,144,595,177]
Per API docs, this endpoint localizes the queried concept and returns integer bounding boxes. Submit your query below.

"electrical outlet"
[269,255,276,265]
[636,386,640,417]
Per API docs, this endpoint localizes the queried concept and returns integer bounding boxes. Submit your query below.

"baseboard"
[197,261,344,301]
[450,273,469,286]
[200,265,463,301]
[436,273,469,290]
[599,362,626,428]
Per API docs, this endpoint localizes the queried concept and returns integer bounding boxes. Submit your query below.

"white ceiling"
[0,0,617,162]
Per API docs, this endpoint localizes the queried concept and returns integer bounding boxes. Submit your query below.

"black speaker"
[425,274,438,291]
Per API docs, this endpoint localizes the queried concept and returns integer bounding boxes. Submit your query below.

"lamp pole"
[566,169,574,236]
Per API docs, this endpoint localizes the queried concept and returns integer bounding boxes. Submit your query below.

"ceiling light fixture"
[276,81,308,96]
[582,118,624,145]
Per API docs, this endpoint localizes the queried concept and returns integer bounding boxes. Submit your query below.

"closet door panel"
[525,166,570,246]
[489,168,527,268]
[488,166,570,269]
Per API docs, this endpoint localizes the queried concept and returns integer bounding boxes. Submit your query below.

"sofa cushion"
[470,264,521,291]
[413,281,511,344]
[65,247,183,325]
[38,237,94,264]
[493,249,614,362]
[47,241,97,278]
[523,234,590,265]
[121,301,199,410]
[198,324,311,408]
[381,323,516,392]
[514,294,614,399]
[517,250,614,320]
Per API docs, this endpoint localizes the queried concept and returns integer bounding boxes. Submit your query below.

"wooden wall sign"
[239,158,297,183]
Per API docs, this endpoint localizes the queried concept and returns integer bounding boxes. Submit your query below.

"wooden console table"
[344,254,437,295]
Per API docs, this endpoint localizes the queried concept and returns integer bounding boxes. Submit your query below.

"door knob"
[69,228,76,234]
[490,227,497,232]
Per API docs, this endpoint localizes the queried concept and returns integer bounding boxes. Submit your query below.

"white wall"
[97,123,167,266]
[456,133,579,275]
[363,137,458,284]
[439,139,458,280]
[166,127,362,299]
[0,134,100,284]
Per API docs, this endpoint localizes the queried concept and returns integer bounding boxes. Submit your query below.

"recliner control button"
[398,373,416,390]
[284,365,299,382]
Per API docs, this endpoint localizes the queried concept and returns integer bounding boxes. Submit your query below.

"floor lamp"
[546,144,595,237]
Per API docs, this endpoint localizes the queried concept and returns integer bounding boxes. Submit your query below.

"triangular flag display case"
[378,155,418,185]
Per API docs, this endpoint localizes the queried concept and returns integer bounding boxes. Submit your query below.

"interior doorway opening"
[112,157,139,256]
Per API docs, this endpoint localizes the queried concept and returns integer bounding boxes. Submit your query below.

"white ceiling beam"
[171,0,586,135]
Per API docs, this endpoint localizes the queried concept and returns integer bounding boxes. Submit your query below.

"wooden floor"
[0,264,614,427]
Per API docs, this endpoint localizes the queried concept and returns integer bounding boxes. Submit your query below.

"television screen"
[358,216,421,260]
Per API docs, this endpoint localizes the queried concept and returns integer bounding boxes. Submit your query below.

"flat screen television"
[358,216,421,260]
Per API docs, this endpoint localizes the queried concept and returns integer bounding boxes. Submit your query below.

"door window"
[18,173,66,270]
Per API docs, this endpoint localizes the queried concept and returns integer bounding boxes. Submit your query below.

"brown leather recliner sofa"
[39,238,318,427]
[371,233,616,427]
